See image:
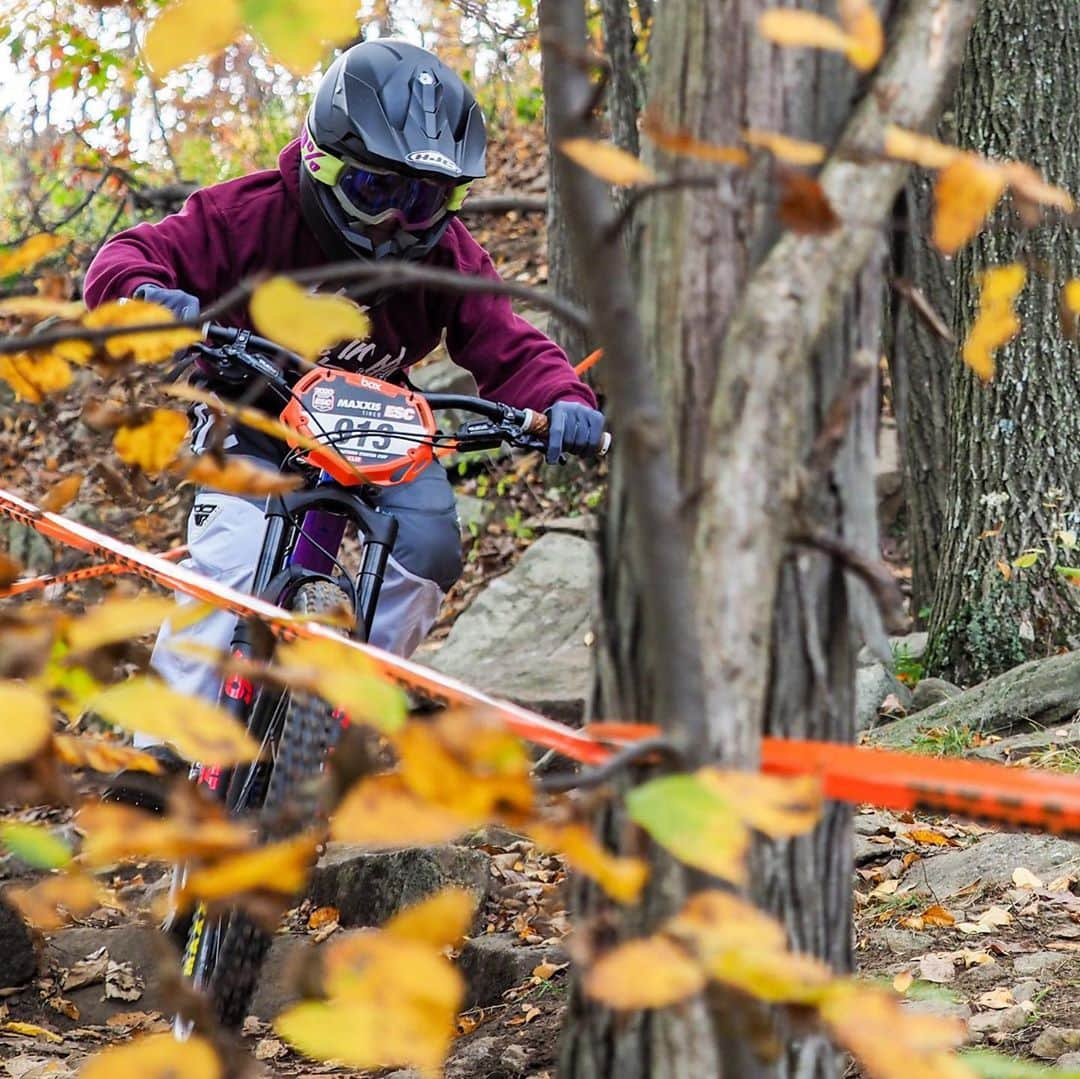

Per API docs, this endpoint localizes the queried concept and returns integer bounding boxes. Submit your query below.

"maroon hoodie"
[83,139,595,413]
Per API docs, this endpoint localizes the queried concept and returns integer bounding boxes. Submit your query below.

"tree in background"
[924,0,1080,683]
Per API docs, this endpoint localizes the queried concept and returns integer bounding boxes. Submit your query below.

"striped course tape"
[3,485,1080,834]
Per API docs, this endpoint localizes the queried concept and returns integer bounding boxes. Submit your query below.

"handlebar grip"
[521,409,612,457]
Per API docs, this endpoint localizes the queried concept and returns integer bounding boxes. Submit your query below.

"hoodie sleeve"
[441,225,597,413]
[83,188,233,308]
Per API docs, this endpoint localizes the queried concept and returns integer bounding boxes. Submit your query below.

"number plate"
[281,368,437,486]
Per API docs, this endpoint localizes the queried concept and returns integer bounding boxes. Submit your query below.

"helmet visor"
[336,163,455,231]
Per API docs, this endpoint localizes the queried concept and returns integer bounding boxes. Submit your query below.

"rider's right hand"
[133,283,200,322]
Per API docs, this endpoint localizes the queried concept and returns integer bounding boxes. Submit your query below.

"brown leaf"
[777,171,840,234]
[641,112,750,166]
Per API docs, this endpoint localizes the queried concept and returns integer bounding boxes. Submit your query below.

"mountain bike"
[169,323,603,1034]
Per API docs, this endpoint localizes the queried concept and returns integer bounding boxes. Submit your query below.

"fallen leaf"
[40,475,83,513]
[62,947,109,991]
[255,1037,286,1060]
[977,987,1015,1010]
[906,829,953,847]
[920,905,956,928]
[79,1032,221,1079]
[1012,867,1044,890]
[114,410,189,473]
[531,960,567,981]
[977,906,1013,928]
[0,352,73,402]
[892,970,914,994]
[104,959,144,1002]
[179,455,304,495]
[307,906,340,931]
[249,277,372,361]
[558,138,656,185]
[959,949,994,967]
[89,676,259,765]
[0,1022,62,1043]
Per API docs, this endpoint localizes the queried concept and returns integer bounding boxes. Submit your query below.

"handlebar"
[196,322,610,457]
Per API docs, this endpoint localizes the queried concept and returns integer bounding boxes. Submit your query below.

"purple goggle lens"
[337,165,454,230]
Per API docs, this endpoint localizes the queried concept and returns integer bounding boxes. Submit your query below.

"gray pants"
[151,461,462,708]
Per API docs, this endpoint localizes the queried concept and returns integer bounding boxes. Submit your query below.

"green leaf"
[962,1049,1080,1079]
[626,774,748,882]
[1012,549,1042,569]
[0,822,73,870]
[1056,565,1080,581]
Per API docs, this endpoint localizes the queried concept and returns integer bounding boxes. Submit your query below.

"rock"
[0,897,38,988]
[854,810,900,836]
[457,933,568,1007]
[969,720,1080,763]
[856,664,913,730]
[968,1005,1028,1037]
[858,632,928,669]
[904,998,971,1021]
[1012,979,1040,1004]
[447,1035,503,1077]
[854,834,896,866]
[409,355,479,438]
[963,964,1005,986]
[880,928,932,955]
[307,844,490,928]
[910,677,963,713]
[46,926,164,1026]
[902,833,1080,897]
[250,935,312,1020]
[1057,1052,1080,1068]
[455,493,495,537]
[918,953,956,984]
[531,514,598,539]
[424,533,598,721]
[1032,1027,1080,1060]
[500,1044,530,1075]
[1013,951,1069,977]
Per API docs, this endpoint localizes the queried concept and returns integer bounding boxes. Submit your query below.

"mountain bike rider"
[82,40,605,796]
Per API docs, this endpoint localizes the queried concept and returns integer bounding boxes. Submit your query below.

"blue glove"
[545,401,605,464]
[133,283,200,322]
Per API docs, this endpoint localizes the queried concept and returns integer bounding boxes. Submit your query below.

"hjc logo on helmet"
[406,150,461,175]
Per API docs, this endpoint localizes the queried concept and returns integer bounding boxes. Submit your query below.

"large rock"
[457,932,567,1007]
[307,844,490,928]
[902,834,1080,897]
[251,934,312,1020]
[969,720,1080,763]
[909,677,962,713]
[45,925,163,1027]
[856,663,912,729]
[424,533,598,720]
[0,898,38,988]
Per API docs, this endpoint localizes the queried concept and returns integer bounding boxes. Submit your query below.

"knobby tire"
[183,579,355,1029]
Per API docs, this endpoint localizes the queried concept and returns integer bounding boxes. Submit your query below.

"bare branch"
[538,736,686,792]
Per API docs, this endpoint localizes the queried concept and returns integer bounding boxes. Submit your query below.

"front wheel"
[183,580,357,1030]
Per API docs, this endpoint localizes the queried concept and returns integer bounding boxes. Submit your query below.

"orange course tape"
[4,485,1080,834]
[0,545,189,598]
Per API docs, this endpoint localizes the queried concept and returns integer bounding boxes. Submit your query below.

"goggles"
[302,126,472,231]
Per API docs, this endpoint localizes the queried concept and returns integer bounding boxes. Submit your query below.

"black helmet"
[299,39,487,263]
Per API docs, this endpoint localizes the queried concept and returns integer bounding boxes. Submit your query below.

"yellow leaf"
[893,970,914,994]
[758,9,855,57]
[1011,866,1043,890]
[144,0,242,77]
[584,936,706,1009]
[707,946,833,1005]
[1,1021,63,1043]
[0,682,53,767]
[558,138,657,185]
[79,1032,222,1079]
[1012,549,1041,569]
[743,128,826,166]
[114,409,189,473]
[529,822,647,904]
[40,474,83,513]
[837,0,884,71]
[78,802,251,867]
[249,277,371,361]
[1001,161,1074,213]
[272,637,406,733]
[179,454,304,495]
[698,770,822,837]
[64,595,206,654]
[82,300,200,363]
[667,890,788,959]
[961,263,1026,382]
[89,676,258,765]
[385,887,476,950]
[820,980,972,1079]
[932,155,1007,255]
[1064,279,1080,317]
[0,296,84,319]
[243,0,359,74]
[0,235,65,276]
[977,987,1015,1010]
[331,775,470,847]
[977,905,1012,928]
[882,125,962,169]
[179,832,318,904]
[641,114,750,166]
[919,905,956,928]
[5,871,108,931]
[0,822,72,869]
[307,905,339,930]
[0,351,73,403]
[53,734,164,776]
[906,828,952,846]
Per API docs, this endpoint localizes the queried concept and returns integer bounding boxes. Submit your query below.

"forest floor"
[2,123,1079,1076]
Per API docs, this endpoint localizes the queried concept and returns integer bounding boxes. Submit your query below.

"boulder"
[1012,951,1070,977]
[424,533,598,721]
[857,632,929,669]
[902,834,1080,897]
[45,925,163,1027]
[1032,1027,1080,1060]
[457,932,567,1007]
[456,494,495,538]
[967,1005,1027,1037]
[251,935,312,1020]
[856,664,912,729]
[307,844,490,928]
[0,897,38,988]
[909,677,962,713]
[969,720,1080,763]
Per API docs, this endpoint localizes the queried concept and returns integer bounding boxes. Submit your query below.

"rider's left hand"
[545,401,605,464]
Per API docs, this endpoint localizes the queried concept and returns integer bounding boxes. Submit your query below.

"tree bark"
[927,0,1080,684]
[599,0,643,156]
[891,166,955,618]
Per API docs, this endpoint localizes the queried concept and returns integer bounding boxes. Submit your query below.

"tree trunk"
[927,0,1080,684]
[599,0,643,156]
[891,167,955,618]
